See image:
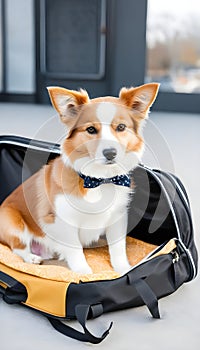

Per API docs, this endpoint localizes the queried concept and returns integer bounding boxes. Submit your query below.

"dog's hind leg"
[0,206,42,264]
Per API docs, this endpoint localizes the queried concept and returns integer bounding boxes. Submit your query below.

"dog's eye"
[116,123,126,132]
[86,126,98,134]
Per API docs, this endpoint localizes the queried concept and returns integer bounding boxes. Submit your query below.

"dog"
[0,83,159,274]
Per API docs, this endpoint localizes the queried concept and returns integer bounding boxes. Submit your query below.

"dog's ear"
[119,83,159,116]
[47,86,90,123]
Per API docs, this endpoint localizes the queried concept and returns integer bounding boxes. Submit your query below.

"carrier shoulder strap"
[48,304,113,344]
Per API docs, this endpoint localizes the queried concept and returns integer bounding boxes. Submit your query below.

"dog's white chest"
[49,184,130,246]
[56,185,129,225]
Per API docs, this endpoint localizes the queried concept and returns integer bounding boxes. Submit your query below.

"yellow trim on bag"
[0,281,7,289]
[0,263,69,317]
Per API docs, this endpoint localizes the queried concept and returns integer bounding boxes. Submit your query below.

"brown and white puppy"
[0,83,159,274]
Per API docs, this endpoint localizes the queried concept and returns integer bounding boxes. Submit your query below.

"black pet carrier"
[0,135,198,344]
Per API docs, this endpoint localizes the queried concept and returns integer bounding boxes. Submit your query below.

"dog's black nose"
[103,148,117,161]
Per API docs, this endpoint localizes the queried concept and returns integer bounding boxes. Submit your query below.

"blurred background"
[0,2,200,349]
[0,0,200,113]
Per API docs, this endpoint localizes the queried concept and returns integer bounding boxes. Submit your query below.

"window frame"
[152,91,200,114]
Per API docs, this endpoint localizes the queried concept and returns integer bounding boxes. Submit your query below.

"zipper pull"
[172,251,179,263]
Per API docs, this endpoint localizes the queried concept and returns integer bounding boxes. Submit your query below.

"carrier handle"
[127,275,160,319]
[0,271,20,288]
[48,304,112,344]
[0,271,27,303]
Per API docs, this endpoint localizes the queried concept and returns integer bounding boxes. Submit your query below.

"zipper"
[125,239,179,275]
[139,165,182,240]
[81,243,179,285]
[0,135,61,154]
[171,250,179,264]
[139,165,196,280]
[154,170,192,230]
[153,170,197,279]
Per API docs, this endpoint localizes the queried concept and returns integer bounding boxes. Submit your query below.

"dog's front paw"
[113,262,132,276]
[67,257,93,274]
[72,264,93,274]
[27,254,43,264]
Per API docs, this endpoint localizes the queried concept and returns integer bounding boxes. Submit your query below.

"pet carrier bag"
[0,135,198,344]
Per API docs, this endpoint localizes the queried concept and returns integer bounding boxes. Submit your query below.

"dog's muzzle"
[103,148,117,163]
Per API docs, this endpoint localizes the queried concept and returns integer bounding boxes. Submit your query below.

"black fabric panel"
[128,167,177,245]
[0,147,25,203]
[129,277,160,319]
[0,138,59,204]
[0,271,27,304]
[66,252,190,319]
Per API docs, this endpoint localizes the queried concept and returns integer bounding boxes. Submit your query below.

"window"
[0,0,3,92]
[0,0,35,96]
[40,0,106,79]
[146,0,200,113]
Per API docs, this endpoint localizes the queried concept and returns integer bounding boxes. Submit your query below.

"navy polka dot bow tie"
[79,173,131,188]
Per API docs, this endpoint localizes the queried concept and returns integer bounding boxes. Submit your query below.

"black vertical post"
[108,0,148,95]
